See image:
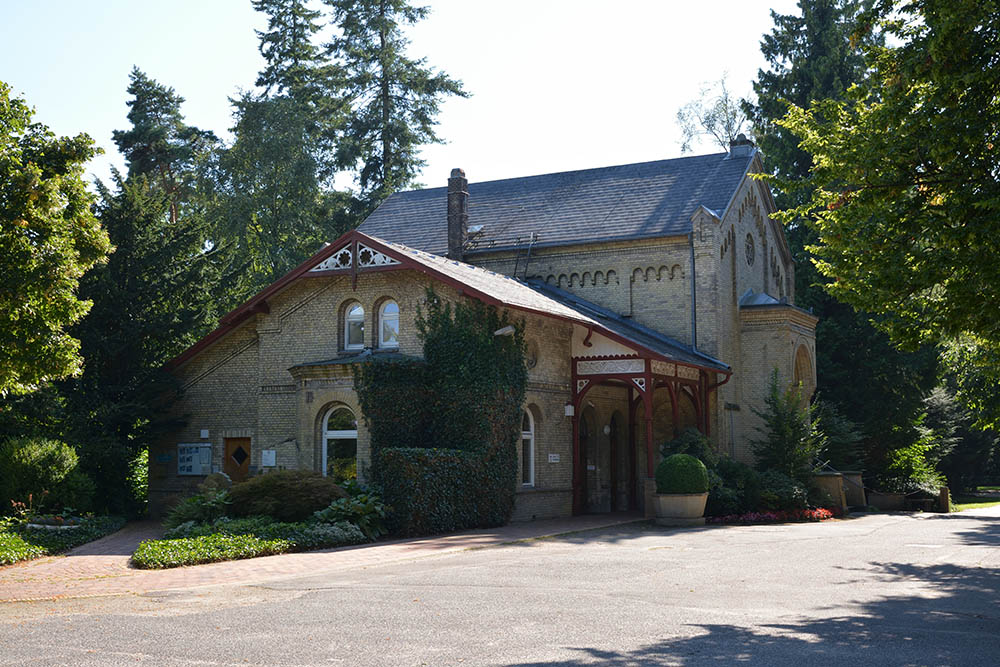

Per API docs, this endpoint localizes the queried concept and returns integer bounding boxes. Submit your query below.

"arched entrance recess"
[321,405,358,483]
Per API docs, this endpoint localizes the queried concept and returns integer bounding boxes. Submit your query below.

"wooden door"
[224,437,251,482]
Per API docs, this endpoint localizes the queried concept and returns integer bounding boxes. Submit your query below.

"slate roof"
[359,152,755,255]
[370,234,729,373]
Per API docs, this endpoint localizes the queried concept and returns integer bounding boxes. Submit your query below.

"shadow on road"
[509,558,1000,665]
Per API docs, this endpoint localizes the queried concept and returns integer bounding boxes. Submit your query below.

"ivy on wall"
[354,289,527,535]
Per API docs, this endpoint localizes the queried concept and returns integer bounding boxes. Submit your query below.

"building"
[151,138,817,520]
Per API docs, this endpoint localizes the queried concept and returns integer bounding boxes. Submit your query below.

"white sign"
[548,453,560,463]
[261,450,277,467]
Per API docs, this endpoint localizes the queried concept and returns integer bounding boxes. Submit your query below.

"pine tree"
[323,0,467,211]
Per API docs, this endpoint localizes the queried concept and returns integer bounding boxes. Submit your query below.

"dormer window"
[379,300,400,348]
[345,303,365,350]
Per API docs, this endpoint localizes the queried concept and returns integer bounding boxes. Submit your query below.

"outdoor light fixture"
[564,403,575,417]
[493,325,516,336]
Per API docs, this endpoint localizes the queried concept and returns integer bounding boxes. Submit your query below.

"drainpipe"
[689,231,698,351]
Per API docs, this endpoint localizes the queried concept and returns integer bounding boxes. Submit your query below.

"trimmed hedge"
[375,447,513,536]
[655,454,709,494]
[0,516,125,566]
[227,471,347,522]
[133,519,366,569]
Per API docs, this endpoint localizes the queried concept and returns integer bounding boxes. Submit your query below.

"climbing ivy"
[353,289,526,535]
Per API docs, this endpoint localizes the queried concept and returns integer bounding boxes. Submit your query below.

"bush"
[876,438,946,496]
[227,471,347,522]
[655,454,709,494]
[163,490,231,529]
[0,437,95,513]
[661,428,719,468]
[758,470,808,511]
[375,447,509,536]
[134,519,366,568]
[313,491,389,540]
[0,516,125,566]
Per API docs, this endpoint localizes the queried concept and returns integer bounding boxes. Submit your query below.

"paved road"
[2,508,998,666]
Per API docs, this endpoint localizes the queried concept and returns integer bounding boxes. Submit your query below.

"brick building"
[151,138,817,520]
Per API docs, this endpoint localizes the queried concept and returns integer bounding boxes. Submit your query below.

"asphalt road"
[2,507,999,666]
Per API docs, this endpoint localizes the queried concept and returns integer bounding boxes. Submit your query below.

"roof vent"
[728,133,755,159]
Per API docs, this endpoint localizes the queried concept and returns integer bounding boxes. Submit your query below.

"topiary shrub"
[655,453,709,494]
[227,471,347,522]
[0,437,95,513]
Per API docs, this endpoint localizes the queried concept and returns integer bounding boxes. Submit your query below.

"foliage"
[655,454,709,495]
[323,0,468,209]
[0,516,125,566]
[706,507,835,525]
[138,519,365,568]
[660,428,719,469]
[706,457,763,517]
[874,436,946,496]
[0,81,112,397]
[750,370,826,484]
[813,399,864,470]
[356,290,526,536]
[227,470,347,522]
[770,0,1000,352]
[676,75,751,153]
[922,384,999,492]
[163,491,231,529]
[941,339,1000,431]
[312,492,389,540]
[757,470,809,511]
[0,437,94,514]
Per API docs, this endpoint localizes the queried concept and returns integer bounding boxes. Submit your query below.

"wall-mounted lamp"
[564,403,575,417]
[603,425,611,435]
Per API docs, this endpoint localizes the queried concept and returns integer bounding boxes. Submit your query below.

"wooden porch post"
[628,385,637,510]
[571,411,581,515]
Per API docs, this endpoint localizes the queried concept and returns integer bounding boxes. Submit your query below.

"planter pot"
[653,492,708,526]
[868,491,906,511]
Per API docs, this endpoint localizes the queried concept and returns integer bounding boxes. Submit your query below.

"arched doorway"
[322,406,358,483]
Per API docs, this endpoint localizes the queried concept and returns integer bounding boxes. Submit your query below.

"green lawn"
[951,495,1000,512]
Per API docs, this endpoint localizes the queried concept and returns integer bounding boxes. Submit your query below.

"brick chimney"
[728,133,755,158]
[447,168,468,260]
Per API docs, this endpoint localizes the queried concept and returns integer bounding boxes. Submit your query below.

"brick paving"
[0,513,641,603]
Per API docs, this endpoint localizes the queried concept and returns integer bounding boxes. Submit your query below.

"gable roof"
[169,230,729,376]
[359,152,756,254]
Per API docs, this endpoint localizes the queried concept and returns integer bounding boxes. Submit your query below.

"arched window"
[322,406,358,482]
[379,300,399,348]
[345,302,364,350]
[521,410,535,486]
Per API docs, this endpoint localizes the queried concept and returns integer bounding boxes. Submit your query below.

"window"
[521,410,535,486]
[345,303,364,350]
[322,406,358,483]
[379,300,400,348]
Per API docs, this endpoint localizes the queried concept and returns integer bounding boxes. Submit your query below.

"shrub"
[131,534,293,569]
[750,370,825,484]
[0,516,125,566]
[661,428,719,468]
[758,470,808,511]
[163,490,231,529]
[0,437,95,513]
[313,492,389,540]
[655,454,709,494]
[876,438,946,496]
[712,457,763,514]
[227,471,347,522]
[375,447,501,536]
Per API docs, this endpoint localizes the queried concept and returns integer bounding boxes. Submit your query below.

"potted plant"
[654,453,710,526]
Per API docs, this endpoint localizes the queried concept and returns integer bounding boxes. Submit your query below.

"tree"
[774,0,1000,351]
[0,81,112,398]
[751,370,826,484]
[676,75,750,154]
[324,0,467,210]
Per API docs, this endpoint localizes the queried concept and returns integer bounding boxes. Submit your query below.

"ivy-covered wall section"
[354,289,527,535]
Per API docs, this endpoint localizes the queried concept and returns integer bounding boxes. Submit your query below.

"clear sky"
[0,0,802,190]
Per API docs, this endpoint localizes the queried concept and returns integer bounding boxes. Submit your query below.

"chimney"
[728,133,755,158]
[447,168,469,260]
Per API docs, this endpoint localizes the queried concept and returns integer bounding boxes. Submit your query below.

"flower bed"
[0,516,125,566]
[706,507,838,525]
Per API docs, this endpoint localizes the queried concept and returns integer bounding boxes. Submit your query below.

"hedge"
[374,447,514,536]
[227,470,347,521]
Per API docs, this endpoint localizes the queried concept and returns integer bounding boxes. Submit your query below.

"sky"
[0,0,803,190]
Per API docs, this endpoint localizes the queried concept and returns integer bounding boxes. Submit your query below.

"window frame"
[378,300,400,349]
[344,302,365,350]
[321,406,358,478]
[520,409,535,487]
